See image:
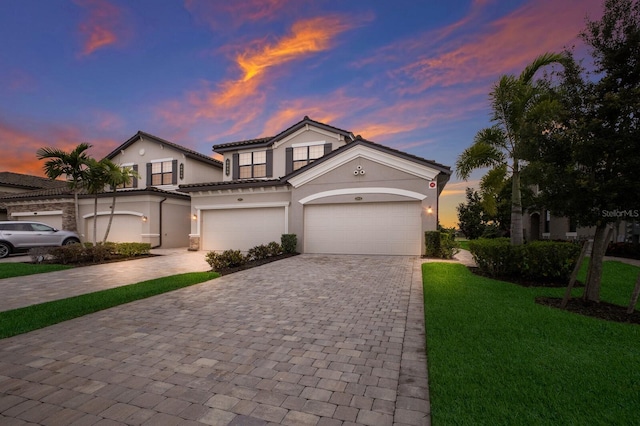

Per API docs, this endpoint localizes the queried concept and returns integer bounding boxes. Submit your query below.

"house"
[0,132,222,248]
[0,172,67,222]
[0,117,452,254]
[180,117,452,255]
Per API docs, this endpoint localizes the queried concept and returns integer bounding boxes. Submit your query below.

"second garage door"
[304,202,422,255]
[202,207,286,252]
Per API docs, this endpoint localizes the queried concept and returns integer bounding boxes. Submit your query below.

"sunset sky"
[0,0,604,227]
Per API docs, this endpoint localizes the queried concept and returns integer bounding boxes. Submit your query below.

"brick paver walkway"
[0,254,430,425]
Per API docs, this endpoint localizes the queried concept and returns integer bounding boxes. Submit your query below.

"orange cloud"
[158,15,358,138]
[75,0,126,56]
[392,0,602,94]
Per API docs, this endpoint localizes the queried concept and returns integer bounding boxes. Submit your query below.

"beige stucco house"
[180,117,452,255]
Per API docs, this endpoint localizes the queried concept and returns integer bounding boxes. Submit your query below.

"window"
[118,165,138,189]
[239,151,267,178]
[293,145,324,171]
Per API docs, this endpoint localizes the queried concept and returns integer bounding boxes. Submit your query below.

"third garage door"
[202,207,285,252]
[304,202,421,255]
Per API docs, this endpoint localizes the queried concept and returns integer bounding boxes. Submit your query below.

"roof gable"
[105,131,222,168]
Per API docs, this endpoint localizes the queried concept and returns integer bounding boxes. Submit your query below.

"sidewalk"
[0,248,210,312]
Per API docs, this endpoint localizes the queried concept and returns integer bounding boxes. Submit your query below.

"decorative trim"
[12,210,63,217]
[195,202,290,210]
[288,145,440,187]
[299,188,427,205]
[150,157,174,163]
[82,210,144,219]
[291,140,326,148]
[141,234,160,237]
[273,127,340,149]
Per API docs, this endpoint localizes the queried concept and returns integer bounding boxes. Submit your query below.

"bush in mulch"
[214,252,299,276]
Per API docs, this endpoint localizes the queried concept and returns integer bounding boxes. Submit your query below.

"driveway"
[0,254,429,425]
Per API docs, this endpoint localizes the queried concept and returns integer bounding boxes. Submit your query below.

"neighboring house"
[0,172,67,222]
[180,117,452,255]
[0,131,223,248]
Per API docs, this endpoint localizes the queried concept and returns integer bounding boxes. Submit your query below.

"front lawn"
[0,262,72,279]
[0,271,219,339]
[423,262,640,425]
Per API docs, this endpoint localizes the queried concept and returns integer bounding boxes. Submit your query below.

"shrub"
[266,241,282,257]
[425,231,460,259]
[281,234,297,254]
[49,244,86,264]
[606,242,640,260]
[205,249,246,272]
[247,244,270,262]
[115,242,151,257]
[469,238,581,283]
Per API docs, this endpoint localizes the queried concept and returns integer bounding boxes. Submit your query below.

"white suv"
[0,221,81,258]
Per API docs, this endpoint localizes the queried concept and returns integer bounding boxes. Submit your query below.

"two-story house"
[180,117,452,255]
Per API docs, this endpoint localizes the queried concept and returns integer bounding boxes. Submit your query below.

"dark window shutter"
[133,164,138,188]
[324,143,332,155]
[285,147,293,175]
[266,149,273,177]
[232,153,239,180]
[146,163,152,187]
[172,159,178,184]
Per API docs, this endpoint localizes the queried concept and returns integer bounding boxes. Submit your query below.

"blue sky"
[0,0,603,226]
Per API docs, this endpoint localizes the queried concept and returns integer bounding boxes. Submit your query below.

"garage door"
[18,215,62,230]
[202,207,285,252]
[304,202,422,255]
[86,215,142,243]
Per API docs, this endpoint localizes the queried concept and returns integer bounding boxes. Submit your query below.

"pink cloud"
[75,0,128,56]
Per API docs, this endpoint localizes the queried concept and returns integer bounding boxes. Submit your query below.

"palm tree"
[102,162,139,243]
[84,158,111,246]
[37,143,92,233]
[456,52,566,245]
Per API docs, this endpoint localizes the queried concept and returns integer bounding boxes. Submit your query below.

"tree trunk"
[92,195,98,246]
[561,239,591,308]
[627,272,640,314]
[103,190,117,243]
[73,189,80,234]
[583,223,612,303]
[510,167,523,245]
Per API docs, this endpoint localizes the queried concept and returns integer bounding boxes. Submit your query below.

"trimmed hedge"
[47,242,151,264]
[281,234,297,254]
[205,238,288,272]
[468,238,581,283]
[606,242,640,260]
[425,231,460,259]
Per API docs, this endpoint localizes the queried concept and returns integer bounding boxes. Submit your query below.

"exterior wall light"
[142,215,148,222]
[192,214,197,220]
[427,206,433,214]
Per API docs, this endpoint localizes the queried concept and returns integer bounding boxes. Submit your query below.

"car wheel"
[63,238,81,246]
[0,242,11,259]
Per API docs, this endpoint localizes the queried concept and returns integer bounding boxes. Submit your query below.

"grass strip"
[423,262,640,425]
[0,271,219,339]
[0,263,73,279]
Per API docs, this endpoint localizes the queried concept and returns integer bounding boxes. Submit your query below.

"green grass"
[0,262,73,279]
[456,239,470,251]
[423,261,640,425]
[0,271,219,339]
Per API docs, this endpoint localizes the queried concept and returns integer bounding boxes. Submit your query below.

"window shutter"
[285,147,293,175]
[132,164,138,188]
[324,143,332,155]
[232,153,239,180]
[172,159,178,184]
[146,163,152,187]
[266,149,273,177]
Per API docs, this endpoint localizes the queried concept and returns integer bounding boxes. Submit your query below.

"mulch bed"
[215,253,299,276]
[38,253,158,266]
[468,266,638,325]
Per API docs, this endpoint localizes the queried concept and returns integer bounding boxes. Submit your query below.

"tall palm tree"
[84,158,111,246]
[102,162,139,243]
[37,143,92,233]
[456,52,566,245]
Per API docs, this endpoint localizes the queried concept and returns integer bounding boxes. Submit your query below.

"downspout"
[153,197,167,249]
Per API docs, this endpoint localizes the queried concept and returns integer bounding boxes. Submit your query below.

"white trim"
[120,162,134,167]
[195,202,290,210]
[150,157,174,163]
[141,233,160,237]
[288,145,439,187]
[82,210,144,219]
[291,140,325,148]
[299,188,426,205]
[12,210,63,217]
[273,126,342,149]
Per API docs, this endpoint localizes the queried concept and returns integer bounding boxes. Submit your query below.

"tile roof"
[179,179,287,192]
[0,185,189,202]
[105,131,223,168]
[0,171,67,190]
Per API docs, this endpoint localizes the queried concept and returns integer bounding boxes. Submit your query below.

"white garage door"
[202,207,286,252]
[86,215,142,243]
[18,215,62,230]
[304,202,422,255]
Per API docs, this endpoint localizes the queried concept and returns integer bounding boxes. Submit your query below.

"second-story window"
[293,145,325,171]
[239,151,266,178]
[117,165,138,189]
[151,160,173,185]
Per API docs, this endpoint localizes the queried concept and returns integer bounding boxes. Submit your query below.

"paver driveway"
[0,255,429,425]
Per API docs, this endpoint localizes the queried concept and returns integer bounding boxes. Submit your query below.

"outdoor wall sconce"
[192,214,197,220]
[142,215,148,222]
[427,206,433,214]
